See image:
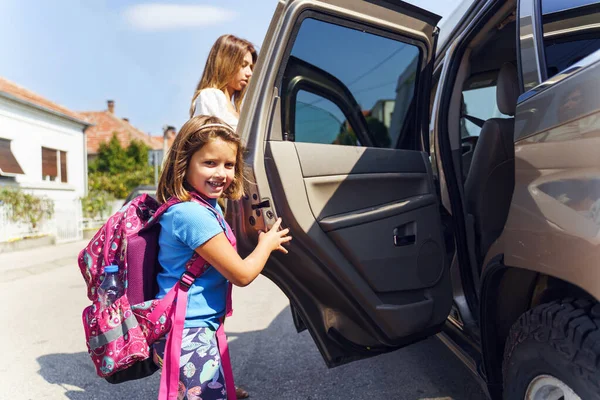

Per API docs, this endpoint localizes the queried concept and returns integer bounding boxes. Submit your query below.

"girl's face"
[227,51,254,93]
[186,137,238,199]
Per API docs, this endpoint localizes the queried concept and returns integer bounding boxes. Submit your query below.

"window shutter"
[60,151,67,183]
[42,147,58,179]
[0,138,24,175]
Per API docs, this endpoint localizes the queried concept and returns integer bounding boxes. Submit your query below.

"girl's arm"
[195,218,291,287]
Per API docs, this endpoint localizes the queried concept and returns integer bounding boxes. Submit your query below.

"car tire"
[502,298,600,400]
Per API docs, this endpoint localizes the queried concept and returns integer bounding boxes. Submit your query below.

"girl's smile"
[186,137,238,199]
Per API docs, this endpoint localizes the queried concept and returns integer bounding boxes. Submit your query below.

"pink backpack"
[78,193,237,400]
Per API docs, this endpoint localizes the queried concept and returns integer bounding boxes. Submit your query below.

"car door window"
[541,0,600,78]
[282,17,421,149]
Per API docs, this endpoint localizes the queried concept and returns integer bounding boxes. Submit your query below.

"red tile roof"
[80,110,170,154]
[0,76,89,125]
[0,77,176,154]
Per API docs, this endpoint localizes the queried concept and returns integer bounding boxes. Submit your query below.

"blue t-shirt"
[156,199,228,329]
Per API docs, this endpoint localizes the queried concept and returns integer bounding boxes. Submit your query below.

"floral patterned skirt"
[153,326,227,400]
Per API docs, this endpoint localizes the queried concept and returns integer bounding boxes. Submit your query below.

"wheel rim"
[525,375,581,400]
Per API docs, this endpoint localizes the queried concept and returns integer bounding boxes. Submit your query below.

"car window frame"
[518,0,600,103]
[540,0,600,78]
[517,0,546,96]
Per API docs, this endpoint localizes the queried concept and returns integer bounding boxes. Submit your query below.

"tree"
[333,126,358,146]
[88,133,154,198]
[366,117,391,148]
[90,134,151,174]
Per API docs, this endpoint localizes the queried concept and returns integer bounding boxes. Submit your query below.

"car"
[229,0,600,399]
[123,184,157,205]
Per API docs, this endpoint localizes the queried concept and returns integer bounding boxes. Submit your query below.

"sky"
[0,0,465,136]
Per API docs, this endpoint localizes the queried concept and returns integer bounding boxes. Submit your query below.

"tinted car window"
[283,17,421,148]
[541,0,600,78]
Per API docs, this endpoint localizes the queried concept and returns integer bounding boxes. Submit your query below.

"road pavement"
[0,241,487,399]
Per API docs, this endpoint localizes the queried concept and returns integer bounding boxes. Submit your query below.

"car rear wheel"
[502,298,600,400]
[524,374,580,399]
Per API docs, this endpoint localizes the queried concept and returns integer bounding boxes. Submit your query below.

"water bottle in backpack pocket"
[83,264,152,378]
[98,265,124,309]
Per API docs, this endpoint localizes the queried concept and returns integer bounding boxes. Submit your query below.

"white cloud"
[123,4,237,31]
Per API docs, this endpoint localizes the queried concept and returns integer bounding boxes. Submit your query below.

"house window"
[0,138,24,175]
[42,147,67,183]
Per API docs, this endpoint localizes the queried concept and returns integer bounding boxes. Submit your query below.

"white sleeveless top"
[193,88,239,130]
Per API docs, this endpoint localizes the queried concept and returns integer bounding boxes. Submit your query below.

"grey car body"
[228,0,600,398]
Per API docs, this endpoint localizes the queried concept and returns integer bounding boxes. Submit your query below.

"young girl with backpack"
[152,115,291,400]
[189,35,256,399]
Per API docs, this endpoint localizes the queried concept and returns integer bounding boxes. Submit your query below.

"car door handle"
[393,225,416,247]
[394,234,416,246]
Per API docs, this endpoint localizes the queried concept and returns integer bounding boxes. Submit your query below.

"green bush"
[81,189,115,220]
[0,187,54,232]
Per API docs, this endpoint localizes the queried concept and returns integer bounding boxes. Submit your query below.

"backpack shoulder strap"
[150,196,181,222]
[154,193,237,400]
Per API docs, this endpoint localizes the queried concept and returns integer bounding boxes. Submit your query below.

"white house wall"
[0,96,87,201]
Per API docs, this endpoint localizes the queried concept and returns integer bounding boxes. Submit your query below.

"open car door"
[231,0,451,367]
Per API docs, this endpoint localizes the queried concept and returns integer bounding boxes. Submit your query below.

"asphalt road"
[1,243,487,399]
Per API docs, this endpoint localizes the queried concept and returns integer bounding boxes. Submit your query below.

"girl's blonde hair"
[190,34,258,117]
[157,115,245,204]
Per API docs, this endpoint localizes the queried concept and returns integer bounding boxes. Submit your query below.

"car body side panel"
[484,57,600,301]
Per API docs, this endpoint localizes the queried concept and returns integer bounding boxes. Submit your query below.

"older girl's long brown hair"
[190,34,257,117]
[157,115,245,204]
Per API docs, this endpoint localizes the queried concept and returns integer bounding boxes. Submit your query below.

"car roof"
[437,0,478,54]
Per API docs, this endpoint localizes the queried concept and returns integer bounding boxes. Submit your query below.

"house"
[370,99,395,129]
[81,100,176,166]
[0,76,90,243]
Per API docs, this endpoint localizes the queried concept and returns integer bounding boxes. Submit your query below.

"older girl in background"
[190,34,257,129]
